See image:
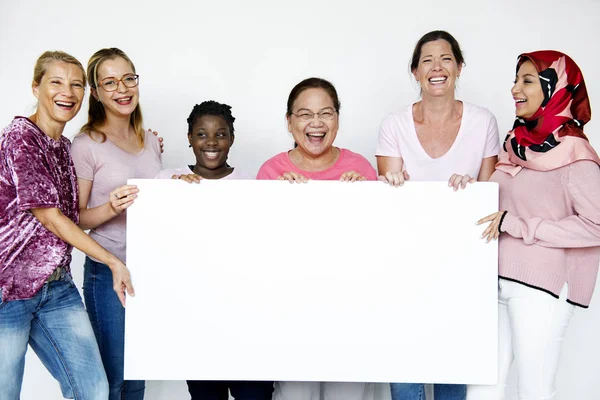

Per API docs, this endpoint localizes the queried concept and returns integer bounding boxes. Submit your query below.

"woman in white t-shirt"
[376,30,500,400]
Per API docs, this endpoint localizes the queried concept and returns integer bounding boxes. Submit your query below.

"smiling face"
[94,56,139,118]
[511,60,545,119]
[32,60,85,126]
[188,114,234,177]
[412,39,462,98]
[287,88,338,158]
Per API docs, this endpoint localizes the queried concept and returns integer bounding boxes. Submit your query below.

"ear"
[286,114,292,133]
[230,133,235,147]
[187,133,193,148]
[91,87,100,101]
[412,69,419,83]
[457,63,463,78]
[32,81,40,99]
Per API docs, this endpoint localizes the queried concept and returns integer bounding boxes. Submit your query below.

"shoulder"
[339,148,375,169]
[71,130,102,150]
[380,105,412,127]
[259,152,289,168]
[257,152,290,179]
[155,166,192,179]
[463,102,497,123]
[1,117,44,150]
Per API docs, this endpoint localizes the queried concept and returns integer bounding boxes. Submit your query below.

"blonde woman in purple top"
[71,48,162,400]
[0,51,134,400]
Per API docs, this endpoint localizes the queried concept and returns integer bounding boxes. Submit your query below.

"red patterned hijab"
[496,50,600,176]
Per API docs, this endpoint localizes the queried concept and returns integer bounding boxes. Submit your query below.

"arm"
[377,156,410,186]
[31,207,133,306]
[78,178,138,231]
[501,161,600,248]
[477,156,498,181]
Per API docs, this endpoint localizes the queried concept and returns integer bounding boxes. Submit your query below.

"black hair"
[187,100,235,136]
[286,77,341,117]
[410,30,465,72]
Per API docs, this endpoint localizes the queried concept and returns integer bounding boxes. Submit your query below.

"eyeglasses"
[97,74,139,92]
[291,109,336,121]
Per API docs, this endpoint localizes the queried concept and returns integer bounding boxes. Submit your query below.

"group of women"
[0,29,599,400]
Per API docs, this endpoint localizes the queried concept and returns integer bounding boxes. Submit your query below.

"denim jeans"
[84,257,145,400]
[0,270,108,400]
[390,383,466,400]
[187,380,274,400]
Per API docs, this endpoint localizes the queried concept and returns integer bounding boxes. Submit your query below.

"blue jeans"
[187,380,274,400]
[84,257,145,400]
[390,383,466,400]
[0,270,108,400]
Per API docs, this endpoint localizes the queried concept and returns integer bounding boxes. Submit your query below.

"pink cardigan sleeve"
[501,160,600,248]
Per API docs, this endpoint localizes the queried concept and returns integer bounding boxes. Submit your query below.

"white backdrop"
[1,0,599,399]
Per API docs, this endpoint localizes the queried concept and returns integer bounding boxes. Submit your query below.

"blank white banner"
[124,180,498,384]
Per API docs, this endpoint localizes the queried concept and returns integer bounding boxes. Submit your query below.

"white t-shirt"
[155,166,251,180]
[376,102,500,181]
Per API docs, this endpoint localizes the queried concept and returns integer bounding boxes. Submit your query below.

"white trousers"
[467,279,575,400]
[273,381,375,400]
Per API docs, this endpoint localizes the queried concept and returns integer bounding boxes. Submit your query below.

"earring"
[189,144,192,148]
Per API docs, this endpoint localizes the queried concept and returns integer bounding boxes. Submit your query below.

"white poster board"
[124,180,498,384]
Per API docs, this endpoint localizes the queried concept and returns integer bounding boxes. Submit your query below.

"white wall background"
[1,0,599,399]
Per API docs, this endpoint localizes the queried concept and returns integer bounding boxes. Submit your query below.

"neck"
[100,112,133,139]
[29,112,65,141]
[193,164,233,179]
[290,146,339,171]
[418,95,460,125]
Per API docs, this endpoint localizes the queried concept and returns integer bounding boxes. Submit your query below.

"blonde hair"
[33,50,86,86]
[80,48,144,145]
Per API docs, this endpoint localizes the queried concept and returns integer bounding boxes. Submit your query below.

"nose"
[309,114,325,126]
[63,82,76,97]
[116,79,127,93]
[511,81,520,96]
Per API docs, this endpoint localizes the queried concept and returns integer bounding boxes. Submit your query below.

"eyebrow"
[296,107,334,112]
[100,73,134,80]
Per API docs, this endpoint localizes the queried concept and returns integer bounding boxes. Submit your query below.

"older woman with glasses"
[257,77,377,400]
[71,47,162,400]
[0,50,134,400]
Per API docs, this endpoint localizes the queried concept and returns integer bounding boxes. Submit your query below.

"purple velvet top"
[0,117,79,302]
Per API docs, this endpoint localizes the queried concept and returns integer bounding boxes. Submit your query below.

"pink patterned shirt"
[0,117,79,302]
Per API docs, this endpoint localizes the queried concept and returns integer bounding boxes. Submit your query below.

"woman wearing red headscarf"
[468,51,600,399]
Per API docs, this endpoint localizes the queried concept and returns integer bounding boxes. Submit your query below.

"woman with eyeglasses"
[257,77,376,400]
[71,47,162,400]
[0,50,135,400]
[376,30,500,400]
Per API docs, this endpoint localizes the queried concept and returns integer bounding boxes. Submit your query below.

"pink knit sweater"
[492,160,600,307]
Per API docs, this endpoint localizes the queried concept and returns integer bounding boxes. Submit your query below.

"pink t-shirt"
[71,130,162,263]
[155,166,250,180]
[376,102,500,180]
[256,148,377,181]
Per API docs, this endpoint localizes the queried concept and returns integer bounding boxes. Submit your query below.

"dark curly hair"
[187,100,235,136]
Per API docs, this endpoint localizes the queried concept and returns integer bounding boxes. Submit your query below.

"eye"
[196,132,206,137]
[443,57,452,61]
[51,80,61,84]
[103,80,115,86]
[216,132,226,137]
[422,59,432,63]
[298,113,312,118]
[124,76,136,83]
[320,111,334,118]
[72,83,84,88]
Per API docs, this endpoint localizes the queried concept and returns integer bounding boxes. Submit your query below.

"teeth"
[55,101,74,107]
[516,99,526,103]
[204,151,219,158]
[307,133,325,137]
[116,97,131,103]
[429,77,446,83]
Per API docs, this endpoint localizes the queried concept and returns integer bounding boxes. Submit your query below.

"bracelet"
[498,211,508,233]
